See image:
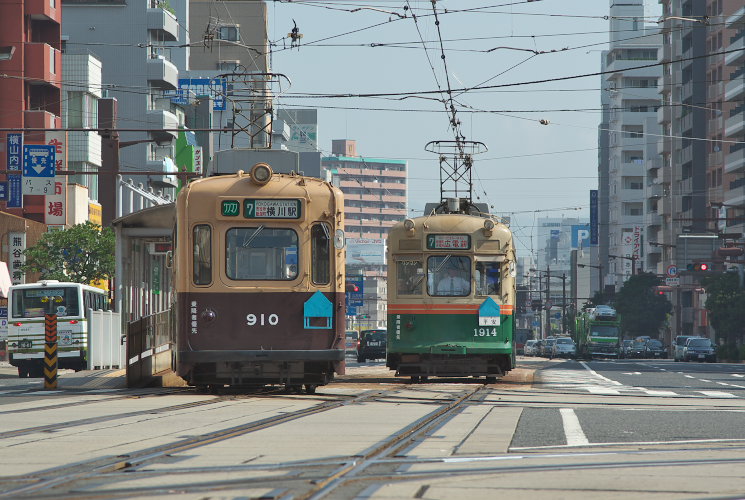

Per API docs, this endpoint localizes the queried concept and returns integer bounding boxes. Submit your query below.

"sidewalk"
[1,360,126,389]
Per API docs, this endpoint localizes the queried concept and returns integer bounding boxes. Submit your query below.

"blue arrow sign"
[23,145,56,178]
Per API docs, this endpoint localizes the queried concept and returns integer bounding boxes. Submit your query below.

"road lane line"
[684,375,694,378]
[560,408,589,446]
[586,387,621,395]
[699,379,712,383]
[716,382,730,386]
[698,391,736,398]
[732,374,744,378]
[580,361,622,385]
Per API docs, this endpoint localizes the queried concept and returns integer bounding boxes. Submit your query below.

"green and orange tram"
[386,209,517,382]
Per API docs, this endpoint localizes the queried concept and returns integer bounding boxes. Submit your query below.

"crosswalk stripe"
[587,387,621,395]
[643,390,677,396]
[698,391,736,398]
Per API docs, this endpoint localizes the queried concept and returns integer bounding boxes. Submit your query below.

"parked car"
[674,335,700,362]
[620,339,633,358]
[524,339,539,356]
[357,329,387,362]
[682,337,716,363]
[345,330,359,355]
[534,340,544,357]
[541,338,557,358]
[552,337,576,358]
[643,339,668,359]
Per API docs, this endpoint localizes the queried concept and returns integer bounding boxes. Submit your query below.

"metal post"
[545,265,551,336]
[562,273,567,334]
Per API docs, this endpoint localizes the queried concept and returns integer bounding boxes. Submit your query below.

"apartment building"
[601,1,662,287]
[0,0,62,221]
[723,3,745,233]
[322,140,407,239]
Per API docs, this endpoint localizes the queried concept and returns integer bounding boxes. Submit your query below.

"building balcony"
[147,7,179,42]
[657,104,671,125]
[646,213,662,227]
[680,112,693,133]
[708,116,724,135]
[708,151,723,167]
[726,6,745,27]
[724,181,745,207]
[646,157,662,171]
[680,145,693,165]
[24,43,61,87]
[726,35,745,66]
[725,147,745,174]
[24,109,60,129]
[708,81,724,101]
[681,81,693,100]
[27,0,60,22]
[621,162,644,176]
[725,112,745,138]
[146,55,178,89]
[145,109,179,141]
[647,183,663,198]
[680,177,694,195]
[725,77,745,102]
[657,136,671,154]
[146,157,178,188]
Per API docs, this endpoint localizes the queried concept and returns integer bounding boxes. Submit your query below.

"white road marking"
[580,362,622,385]
[642,389,678,396]
[699,379,712,383]
[560,408,589,446]
[587,387,621,395]
[716,382,730,386]
[698,391,736,398]
[622,372,641,375]
[510,437,745,451]
[732,374,744,378]
[684,375,695,378]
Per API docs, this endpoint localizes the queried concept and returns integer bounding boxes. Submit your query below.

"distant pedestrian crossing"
[537,363,741,399]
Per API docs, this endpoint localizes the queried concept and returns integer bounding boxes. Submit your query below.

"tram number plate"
[478,316,500,326]
[18,339,32,349]
[474,328,497,337]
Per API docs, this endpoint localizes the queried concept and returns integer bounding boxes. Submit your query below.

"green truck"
[575,305,621,359]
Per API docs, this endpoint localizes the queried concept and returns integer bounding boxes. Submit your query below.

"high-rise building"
[0,0,62,221]
[600,1,661,288]
[723,3,745,234]
[62,0,189,192]
[322,140,407,239]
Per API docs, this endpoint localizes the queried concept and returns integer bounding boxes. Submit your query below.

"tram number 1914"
[473,328,497,337]
[247,313,279,326]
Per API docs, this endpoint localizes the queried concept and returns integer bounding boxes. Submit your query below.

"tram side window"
[311,223,330,284]
[427,255,471,296]
[193,225,212,285]
[475,261,501,296]
[226,227,299,280]
[396,260,424,295]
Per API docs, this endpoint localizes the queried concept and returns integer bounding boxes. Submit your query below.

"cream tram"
[173,163,346,392]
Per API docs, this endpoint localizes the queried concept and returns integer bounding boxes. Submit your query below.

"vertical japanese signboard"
[8,232,26,285]
[45,177,67,225]
[6,133,23,208]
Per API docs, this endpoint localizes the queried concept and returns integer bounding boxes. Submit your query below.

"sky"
[266,0,663,257]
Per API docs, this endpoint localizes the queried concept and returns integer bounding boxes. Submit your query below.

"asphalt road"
[2,357,745,499]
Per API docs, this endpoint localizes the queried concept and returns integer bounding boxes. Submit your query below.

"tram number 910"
[473,328,497,337]
[247,313,279,326]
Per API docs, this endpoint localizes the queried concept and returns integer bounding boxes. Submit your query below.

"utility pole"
[562,273,567,334]
[545,264,551,336]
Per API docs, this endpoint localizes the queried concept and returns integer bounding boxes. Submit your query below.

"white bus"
[7,280,110,378]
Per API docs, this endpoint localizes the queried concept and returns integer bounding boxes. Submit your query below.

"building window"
[50,46,55,74]
[193,225,212,286]
[218,25,240,42]
[218,61,240,73]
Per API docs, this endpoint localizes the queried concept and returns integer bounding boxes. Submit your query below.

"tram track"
[0,389,391,498]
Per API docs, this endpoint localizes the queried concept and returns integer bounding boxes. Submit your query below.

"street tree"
[702,272,745,351]
[20,222,115,284]
[614,272,671,338]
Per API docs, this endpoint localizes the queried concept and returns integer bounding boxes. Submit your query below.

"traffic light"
[346,282,360,292]
[686,262,711,272]
[530,299,542,311]
[655,286,672,295]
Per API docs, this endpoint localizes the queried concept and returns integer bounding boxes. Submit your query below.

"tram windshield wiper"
[242,225,265,247]
[409,254,453,293]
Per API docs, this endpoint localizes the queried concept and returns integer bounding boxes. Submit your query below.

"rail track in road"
[0,388,392,498]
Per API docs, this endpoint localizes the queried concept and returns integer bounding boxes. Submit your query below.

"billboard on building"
[346,238,386,266]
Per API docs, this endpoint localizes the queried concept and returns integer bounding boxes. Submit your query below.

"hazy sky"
[266,1,663,256]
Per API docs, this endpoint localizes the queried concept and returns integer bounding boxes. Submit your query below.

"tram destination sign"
[426,234,471,250]
[244,199,301,219]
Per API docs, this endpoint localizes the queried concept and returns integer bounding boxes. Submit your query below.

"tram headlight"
[201,308,217,323]
[249,163,273,185]
[483,218,495,236]
[403,218,415,232]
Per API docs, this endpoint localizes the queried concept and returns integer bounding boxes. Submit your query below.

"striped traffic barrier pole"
[44,313,57,389]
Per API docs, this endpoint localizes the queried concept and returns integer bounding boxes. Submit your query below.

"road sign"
[665,277,680,286]
[346,276,364,307]
[23,145,56,195]
[666,264,678,278]
[0,181,7,202]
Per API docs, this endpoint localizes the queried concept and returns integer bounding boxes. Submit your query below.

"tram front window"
[396,259,424,295]
[226,227,299,280]
[475,261,500,296]
[428,255,471,296]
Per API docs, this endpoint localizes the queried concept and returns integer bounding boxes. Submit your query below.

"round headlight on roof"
[403,218,415,231]
[484,219,495,231]
[249,163,273,185]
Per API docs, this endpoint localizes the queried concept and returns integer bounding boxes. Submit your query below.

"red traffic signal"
[698,263,709,271]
